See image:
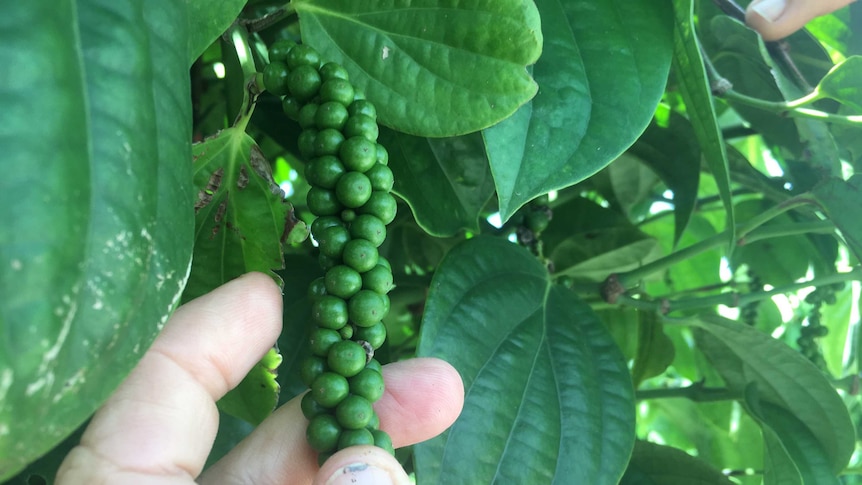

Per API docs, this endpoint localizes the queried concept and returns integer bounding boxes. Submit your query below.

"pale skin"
[56,273,464,485]
[746,0,857,41]
[54,3,851,482]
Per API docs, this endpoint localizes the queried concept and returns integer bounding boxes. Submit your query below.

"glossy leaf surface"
[294,0,542,136]
[415,237,635,484]
[0,1,193,478]
[484,0,673,219]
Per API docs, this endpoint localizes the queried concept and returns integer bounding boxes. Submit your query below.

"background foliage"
[3,0,862,483]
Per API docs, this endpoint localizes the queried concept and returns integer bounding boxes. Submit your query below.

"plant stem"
[636,382,742,402]
[614,196,819,290]
[721,89,862,127]
[617,267,862,314]
[227,24,262,130]
[241,3,297,33]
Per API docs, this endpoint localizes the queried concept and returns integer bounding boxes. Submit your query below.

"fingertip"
[746,0,855,41]
[314,446,411,485]
[378,357,465,446]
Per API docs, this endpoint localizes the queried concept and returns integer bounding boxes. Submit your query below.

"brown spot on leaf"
[194,168,224,213]
[238,166,249,189]
[249,145,285,198]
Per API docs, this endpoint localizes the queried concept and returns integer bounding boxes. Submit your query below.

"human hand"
[55,272,464,484]
[746,0,857,40]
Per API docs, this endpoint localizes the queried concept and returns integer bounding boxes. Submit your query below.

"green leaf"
[0,2,193,479]
[820,285,854,377]
[484,0,674,219]
[631,312,675,387]
[276,254,324,403]
[217,347,282,426]
[415,237,635,484]
[381,130,494,237]
[672,0,735,246]
[294,0,542,137]
[732,200,815,287]
[619,441,734,485]
[813,174,862,261]
[550,229,663,282]
[692,315,856,473]
[744,387,841,485]
[816,56,862,112]
[186,0,247,65]
[628,111,701,246]
[185,127,290,301]
[606,154,662,219]
[185,127,291,424]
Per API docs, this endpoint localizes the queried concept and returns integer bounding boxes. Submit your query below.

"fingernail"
[751,0,787,23]
[325,462,394,485]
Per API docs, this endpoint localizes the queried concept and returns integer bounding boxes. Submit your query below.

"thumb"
[746,0,856,41]
[313,446,412,485]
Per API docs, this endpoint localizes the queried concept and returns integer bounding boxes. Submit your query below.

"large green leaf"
[294,0,542,136]
[484,0,673,219]
[186,0,248,65]
[415,237,635,484]
[619,441,734,485]
[693,315,856,473]
[380,129,494,237]
[185,127,292,424]
[0,1,193,479]
[672,0,735,247]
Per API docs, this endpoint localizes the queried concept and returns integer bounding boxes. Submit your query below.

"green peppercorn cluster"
[797,284,841,368]
[263,39,397,464]
[740,270,762,326]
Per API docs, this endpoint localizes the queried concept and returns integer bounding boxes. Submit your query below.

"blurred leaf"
[632,312,675,386]
[551,228,663,282]
[694,314,856,473]
[641,215,723,295]
[542,197,632,254]
[813,174,862,261]
[745,388,841,485]
[187,0,247,64]
[484,0,673,219]
[294,0,542,136]
[607,154,661,219]
[387,223,462,273]
[0,2,193,478]
[416,237,635,484]
[597,307,640,361]
[381,130,494,237]
[276,254,324,403]
[628,112,701,246]
[816,56,862,112]
[672,0,735,246]
[619,441,734,485]
[733,200,813,287]
[820,285,854,377]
